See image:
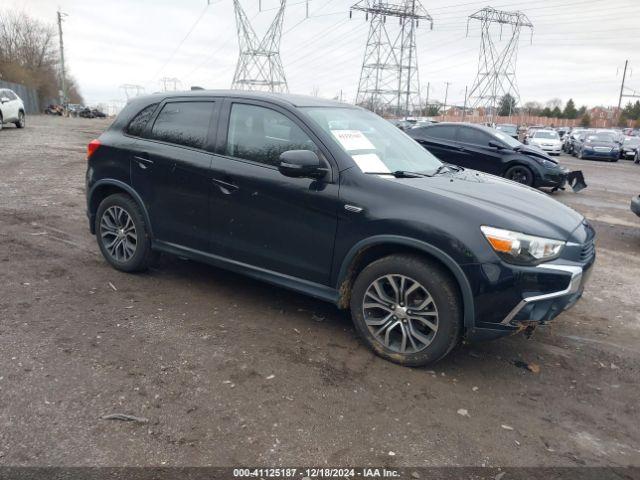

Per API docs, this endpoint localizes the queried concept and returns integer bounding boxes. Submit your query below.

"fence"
[0,80,40,114]
[436,114,613,129]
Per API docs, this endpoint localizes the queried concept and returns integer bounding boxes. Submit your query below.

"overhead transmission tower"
[120,84,146,101]
[466,7,533,121]
[231,0,288,92]
[160,77,181,92]
[351,0,432,117]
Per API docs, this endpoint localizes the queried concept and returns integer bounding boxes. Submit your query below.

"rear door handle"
[133,154,154,169]
[212,177,239,195]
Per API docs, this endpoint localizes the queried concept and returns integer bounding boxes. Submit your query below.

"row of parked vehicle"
[560,127,639,162]
[44,103,107,118]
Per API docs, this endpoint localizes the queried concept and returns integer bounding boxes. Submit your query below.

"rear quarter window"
[125,103,159,137]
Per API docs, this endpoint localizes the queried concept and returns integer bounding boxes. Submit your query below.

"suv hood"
[388,170,583,240]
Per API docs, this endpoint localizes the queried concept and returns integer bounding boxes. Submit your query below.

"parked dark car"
[632,195,640,217]
[621,136,640,159]
[86,91,595,366]
[495,123,518,139]
[573,131,620,161]
[406,122,572,189]
[564,128,585,154]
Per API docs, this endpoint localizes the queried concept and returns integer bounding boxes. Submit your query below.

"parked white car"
[528,129,561,156]
[0,88,26,130]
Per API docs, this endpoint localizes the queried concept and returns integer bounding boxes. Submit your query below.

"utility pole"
[617,60,628,112]
[424,81,430,116]
[56,10,68,107]
[442,81,451,120]
[462,85,468,122]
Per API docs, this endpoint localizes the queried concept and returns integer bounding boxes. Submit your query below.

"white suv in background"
[0,88,26,130]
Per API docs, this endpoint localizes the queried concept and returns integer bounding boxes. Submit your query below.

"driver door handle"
[212,177,239,195]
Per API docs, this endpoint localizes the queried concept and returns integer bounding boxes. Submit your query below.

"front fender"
[335,235,476,333]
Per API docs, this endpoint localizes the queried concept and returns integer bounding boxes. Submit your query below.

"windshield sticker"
[351,153,390,174]
[331,130,375,151]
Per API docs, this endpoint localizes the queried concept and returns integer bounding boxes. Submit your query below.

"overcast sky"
[8,0,640,108]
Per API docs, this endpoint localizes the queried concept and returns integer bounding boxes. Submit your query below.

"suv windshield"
[534,131,559,139]
[303,107,442,174]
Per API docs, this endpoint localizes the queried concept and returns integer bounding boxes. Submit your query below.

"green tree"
[541,107,552,117]
[425,104,440,116]
[580,113,592,127]
[563,99,578,119]
[498,93,517,116]
[577,105,587,117]
[617,113,629,128]
[551,106,562,118]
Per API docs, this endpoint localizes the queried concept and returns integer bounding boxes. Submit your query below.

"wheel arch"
[87,179,152,237]
[335,235,475,332]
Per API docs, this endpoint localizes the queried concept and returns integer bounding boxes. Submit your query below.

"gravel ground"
[0,115,639,467]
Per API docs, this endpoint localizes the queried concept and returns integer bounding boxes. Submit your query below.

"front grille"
[580,240,595,261]
[593,147,611,152]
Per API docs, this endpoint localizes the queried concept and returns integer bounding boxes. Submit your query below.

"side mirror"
[278,150,327,179]
[0,97,9,104]
[488,140,504,149]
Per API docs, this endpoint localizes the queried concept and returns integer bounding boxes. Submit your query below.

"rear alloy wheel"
[15,111,25,128]
[350,254,462,366]
[504,165,534,186]
[96,193,157,272]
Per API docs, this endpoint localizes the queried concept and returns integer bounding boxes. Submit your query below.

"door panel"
[130,100,218,251]
[132,140,212,250]
[209,157,339,284]
[208,100,339,285]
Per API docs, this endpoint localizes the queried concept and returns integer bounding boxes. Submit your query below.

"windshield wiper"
[364,170,431,178]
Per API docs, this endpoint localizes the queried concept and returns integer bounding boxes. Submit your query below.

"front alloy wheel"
[363,274,439,354]
[350,254,462,366]
[15,112,25,128]
[505,165,534,186]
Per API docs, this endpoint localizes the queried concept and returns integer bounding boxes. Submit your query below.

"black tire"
[95,193,157,272]
[14,111,25,128]
[0,113,3,131]
[350,254,462,367]
[504,165,534,187]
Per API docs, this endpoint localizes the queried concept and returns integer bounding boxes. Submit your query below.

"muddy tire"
[95,193,157,272]
[350,254,462,367]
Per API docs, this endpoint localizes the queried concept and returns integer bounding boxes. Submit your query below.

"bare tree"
[0,10,83,104]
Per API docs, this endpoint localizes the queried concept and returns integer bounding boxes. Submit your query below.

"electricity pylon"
[120,84,145,100]
[351,0,432,117]
[231,0,288,92]
[160,77,181,92]
[466,7,533,121]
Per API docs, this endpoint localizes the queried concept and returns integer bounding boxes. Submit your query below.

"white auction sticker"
[352,154,390,173]
[331,130,375,151]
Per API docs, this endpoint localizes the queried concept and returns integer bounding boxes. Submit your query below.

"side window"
[126,103,159,137]
[458,127,491,146]
[225,103,317,166]
[5,90,17,100]
[149,101,215,149]
[424,125,457,141]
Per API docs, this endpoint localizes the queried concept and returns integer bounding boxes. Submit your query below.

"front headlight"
[481,226,565,265]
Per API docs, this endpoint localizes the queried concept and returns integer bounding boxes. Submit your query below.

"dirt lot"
[0,115,639,468]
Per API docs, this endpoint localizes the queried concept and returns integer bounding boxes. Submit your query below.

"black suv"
[407,122,569,189]
[86,91,595,366]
